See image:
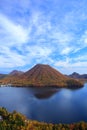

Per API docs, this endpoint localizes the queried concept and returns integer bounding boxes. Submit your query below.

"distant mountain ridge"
[69,72,87,79]
[0,74,7,79]
[9,70,24,76]
[0,64,83,88]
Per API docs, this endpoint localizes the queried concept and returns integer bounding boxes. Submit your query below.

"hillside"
[0,74,7,79]
[69,72,87,81]
[0,107,87,130]
[9,70,24,76]
[0,64,83,88]
[69,72,81,78]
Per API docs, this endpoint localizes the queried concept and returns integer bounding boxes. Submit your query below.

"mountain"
[21,64,68,87]
[0,70,24,85]
[82,74,87,79]
[9,70,24,76]
[0,64,83,88]
[69,72,81,78]
[0,74,7,79]
[69,72,87,79]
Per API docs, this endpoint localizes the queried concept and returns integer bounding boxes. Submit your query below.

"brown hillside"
[24,64,67,80]
[0,64,83,88]
[18,64,83,88]
[9,70,24,76]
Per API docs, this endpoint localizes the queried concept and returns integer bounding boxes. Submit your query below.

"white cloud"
[72,62,87,67]
[54,56,87,74]
[0,0,87,74]
[0,13,29,46]
[76,55,87,61]
[54,57,70,68]
[26,46,52,57]
[23,45,53,66]
[0,46,26,68]
[79,31,87,46]
[61,47,73,55]
[0,12,54,69]
[0,43,53,69]
[55,56,87,68]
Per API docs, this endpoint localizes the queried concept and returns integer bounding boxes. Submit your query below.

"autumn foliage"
[0,107,87,130]
[0,64,83,88]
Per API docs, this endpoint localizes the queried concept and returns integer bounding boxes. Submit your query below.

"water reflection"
[0,84,87,124]
[29,88,60,99]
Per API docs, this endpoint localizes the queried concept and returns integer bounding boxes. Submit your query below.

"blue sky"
[0,0,87,74]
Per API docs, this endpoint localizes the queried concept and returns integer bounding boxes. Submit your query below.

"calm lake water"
[0,84,87,124]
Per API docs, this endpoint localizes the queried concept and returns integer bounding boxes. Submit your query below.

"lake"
[0,83,87,124]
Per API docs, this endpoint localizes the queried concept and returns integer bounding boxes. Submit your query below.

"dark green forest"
[0,107,87,130]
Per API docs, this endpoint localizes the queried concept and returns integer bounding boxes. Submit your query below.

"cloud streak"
[0,14,29,46]
[0,0,87,74]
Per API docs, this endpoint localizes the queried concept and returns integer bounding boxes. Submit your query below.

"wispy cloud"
[54,55,87,74]
[0,13,29,46]
[0,0,87,74]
